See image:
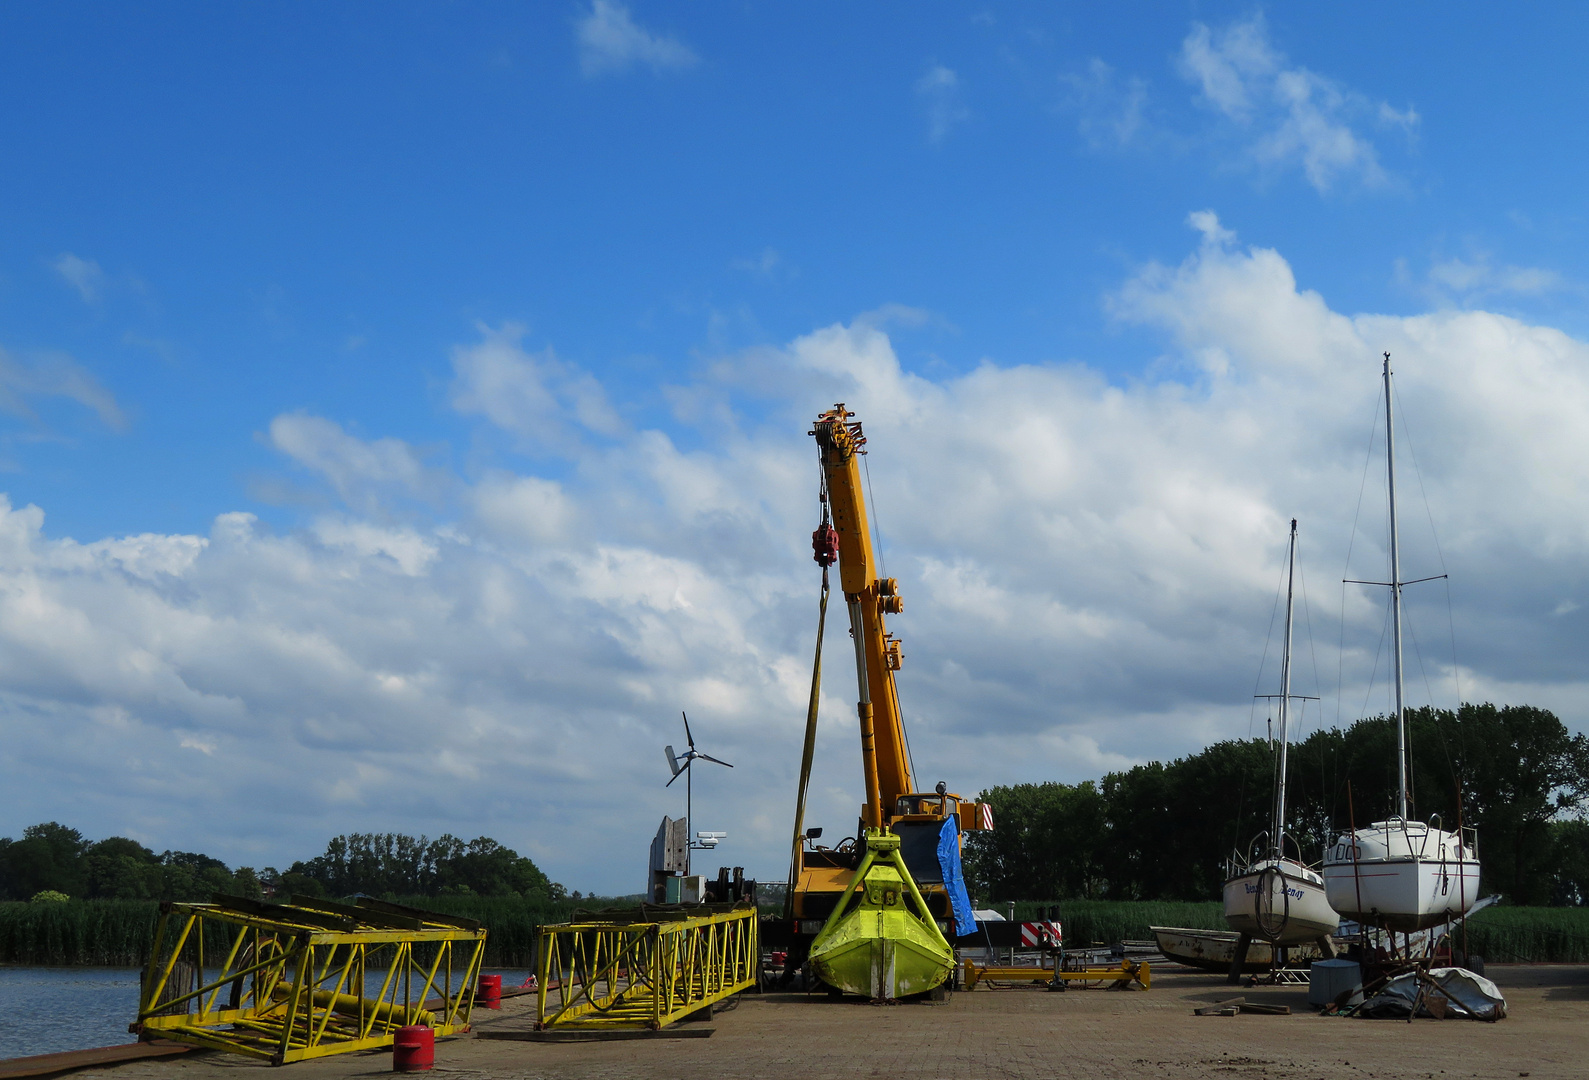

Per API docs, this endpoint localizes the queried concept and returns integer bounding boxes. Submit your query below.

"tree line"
[0,825,565,904]
[964,704,1589,907]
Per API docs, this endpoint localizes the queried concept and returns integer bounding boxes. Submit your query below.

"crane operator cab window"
[893,793,958,819]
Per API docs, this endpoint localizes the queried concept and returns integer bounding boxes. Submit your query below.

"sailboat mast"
[1270,518,1297,859]
[1384,352,1409,821]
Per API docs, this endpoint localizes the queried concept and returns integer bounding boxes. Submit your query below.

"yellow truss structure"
[135,895,487,1065]
[536,904,758,1029]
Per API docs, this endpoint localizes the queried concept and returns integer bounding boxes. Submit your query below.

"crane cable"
[786,492,835,919]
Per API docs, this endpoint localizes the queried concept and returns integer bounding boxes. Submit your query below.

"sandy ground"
[70,964,1589,1080]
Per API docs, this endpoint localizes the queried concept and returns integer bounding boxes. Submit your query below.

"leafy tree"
[84,837,162,899]
[964,781,1106,902]
[0,823,89,899]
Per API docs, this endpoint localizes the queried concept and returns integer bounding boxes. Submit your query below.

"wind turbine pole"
[685,758,692,878]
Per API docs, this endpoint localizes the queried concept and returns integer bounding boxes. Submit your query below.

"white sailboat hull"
[1222,859,1339,944]
[1323,822,1481,931]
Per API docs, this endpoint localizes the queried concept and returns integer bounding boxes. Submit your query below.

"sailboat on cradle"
[1222,518,1340,959]
[1320,353,1480,932]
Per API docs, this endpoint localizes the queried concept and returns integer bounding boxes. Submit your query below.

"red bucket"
[393,1025,434,1072]
[477,973,502,1010]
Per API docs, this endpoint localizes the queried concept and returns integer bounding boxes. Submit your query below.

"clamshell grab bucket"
[807,829,955,1000]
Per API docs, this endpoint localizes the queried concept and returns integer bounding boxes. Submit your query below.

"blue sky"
[3,4,1588,893]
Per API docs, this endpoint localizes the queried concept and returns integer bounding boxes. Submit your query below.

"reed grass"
[7,897,1586,966]
[1008,900,1225,946]
[1462,905,1589,963]
[0,900,159,966]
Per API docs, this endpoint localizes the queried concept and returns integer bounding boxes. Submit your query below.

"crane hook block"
[812,522,839,568]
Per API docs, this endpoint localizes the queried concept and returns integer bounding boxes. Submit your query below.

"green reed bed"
[1461,905,1589,963]
[12,896,1583,966]
[1008,900,1225,947]
[0,900,159,966]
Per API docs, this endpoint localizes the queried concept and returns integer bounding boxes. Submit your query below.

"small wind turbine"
[664,711,733,876]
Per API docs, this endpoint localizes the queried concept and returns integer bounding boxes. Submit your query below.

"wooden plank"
[0,1041,191,1079]
[1194,996,1244,1016]
[1239,1001,1291,1015]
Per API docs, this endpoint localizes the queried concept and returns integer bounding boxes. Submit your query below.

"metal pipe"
[1385,353,1409,821]
[849,598,882,829]
[1271,518,1297,858]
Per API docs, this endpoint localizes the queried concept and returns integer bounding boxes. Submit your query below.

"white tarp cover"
[1360,967,1507,1021]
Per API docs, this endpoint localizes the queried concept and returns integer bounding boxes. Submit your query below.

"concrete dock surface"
[77,964,1589,1080]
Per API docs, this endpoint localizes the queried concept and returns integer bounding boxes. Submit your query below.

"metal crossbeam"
[962,958,1151,991]
[536,905,758,1030]
[134,894,486,1065]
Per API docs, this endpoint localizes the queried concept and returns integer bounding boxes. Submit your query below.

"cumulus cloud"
[6,220,1589,890]
[916,64,970,145]
[576,1,697,78]
[51,253,105,303]
[1177,14,1415,191]
[450,323,624,447]
[268,413,442,509]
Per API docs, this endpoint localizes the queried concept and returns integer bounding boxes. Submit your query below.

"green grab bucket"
[807,828,955,999]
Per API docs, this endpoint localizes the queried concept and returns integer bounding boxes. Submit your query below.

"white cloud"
[0,346,126,431]
[51,253,105,303]
[450,323,624,446]
[268,413,440,508]
[1424,254,1565,302]
[1177,14,1413,192]
[916,64,970,145]
[1059,58,1148,149]
[7,220,1589,890]
[576,1,697,78]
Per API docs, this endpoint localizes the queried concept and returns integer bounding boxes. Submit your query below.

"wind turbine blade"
[697,753,734,768]
[682,710,695,750]
[665,760,691,787]
[665,745,680,776]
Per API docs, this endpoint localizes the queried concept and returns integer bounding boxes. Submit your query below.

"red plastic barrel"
[477,973,502,1010]
[393,1025,434,1071]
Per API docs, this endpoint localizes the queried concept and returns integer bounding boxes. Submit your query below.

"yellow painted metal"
[807,828,954,999]
[135,895,486,1065]
[961,958,1151,991]
[535,904,758,1030]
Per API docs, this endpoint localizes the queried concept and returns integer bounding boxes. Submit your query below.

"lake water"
[0,967,538,1061]
[0,968,140,1060]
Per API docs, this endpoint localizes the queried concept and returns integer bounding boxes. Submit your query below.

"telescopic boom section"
[811,405,912,829]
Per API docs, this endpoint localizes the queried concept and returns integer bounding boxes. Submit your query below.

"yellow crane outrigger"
[786,404,992,1000]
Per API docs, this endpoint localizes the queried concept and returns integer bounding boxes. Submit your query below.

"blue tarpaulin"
[935,815,976,938]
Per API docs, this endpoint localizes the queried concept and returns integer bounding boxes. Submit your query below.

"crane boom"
[812,406,911,826]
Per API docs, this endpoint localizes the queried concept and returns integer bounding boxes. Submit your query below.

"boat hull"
[1323,822,1480,931]
[1222,860,1339,944]
[1150,926,1331,973]
[1322,856,1481,931]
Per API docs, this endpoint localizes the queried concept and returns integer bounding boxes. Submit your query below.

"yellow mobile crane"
[784,404,992,1000]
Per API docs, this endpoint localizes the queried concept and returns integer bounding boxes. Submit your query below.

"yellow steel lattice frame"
[134,895,487,1065]
[536,905,758,1029]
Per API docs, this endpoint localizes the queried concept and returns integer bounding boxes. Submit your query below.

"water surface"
[0,967,139,1060]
